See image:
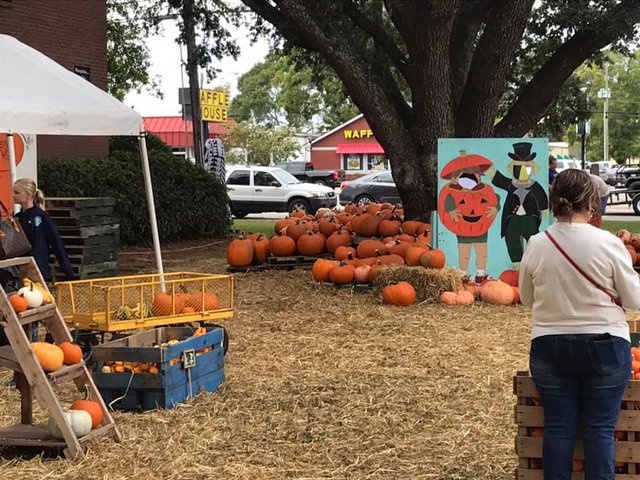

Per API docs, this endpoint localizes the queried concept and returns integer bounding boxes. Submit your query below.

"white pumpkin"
[47,410,92,439]
[17,285,44,309]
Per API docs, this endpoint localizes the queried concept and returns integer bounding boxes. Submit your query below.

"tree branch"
[449,0,496,111]
[455,0,535,137]
[339,0,411,82]
[495,0,640,137]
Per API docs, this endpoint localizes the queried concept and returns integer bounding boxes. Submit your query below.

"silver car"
[339,170,401,206]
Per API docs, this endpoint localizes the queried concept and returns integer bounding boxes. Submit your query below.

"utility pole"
[598,64,611,163]
[182,0,204,167]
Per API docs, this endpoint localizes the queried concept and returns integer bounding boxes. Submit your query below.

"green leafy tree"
[223,122,301,165]
[575,51,640,164]
[107,0,242,165]
[240,0,640,219]
[229,51,359,131]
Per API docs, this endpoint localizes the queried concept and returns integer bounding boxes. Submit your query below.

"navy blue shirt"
[15,205,74,281]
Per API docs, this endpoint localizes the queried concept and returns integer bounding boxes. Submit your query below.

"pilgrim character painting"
[487,142,549,267]
[436,138,549,279]
[437,151,499,283]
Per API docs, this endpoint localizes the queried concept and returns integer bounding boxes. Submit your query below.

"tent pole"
[139,133,166,290]
[7,132,17,183]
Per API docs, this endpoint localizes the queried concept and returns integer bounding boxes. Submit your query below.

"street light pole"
[598,64,611,163]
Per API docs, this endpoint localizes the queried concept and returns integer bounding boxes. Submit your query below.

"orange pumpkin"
[329,262,355,285]
[311,258,337,283]
[382,282,416,306]
[499,269,519,287]
[59,342,83,365]
[269,232,297,256]
[357,239,388,259]
[188,291,220,311]
[512,287,521,304]
[480,280,514,305]
[351,213,381,237]
[31,342,64,372]
[182,306,196,314]
[274,218,296,234]
[152,291,174,316]
[70,399,103,429]
[251,234,270,264]
[420,249,446,269]
[297,231,326,255]
[405,246,428,266]
[226,237,254,266]
[9,293,28,313]
[325,229,353,253]
[318,218,339,237]
[378,218,402,237]
[335,245,357,261]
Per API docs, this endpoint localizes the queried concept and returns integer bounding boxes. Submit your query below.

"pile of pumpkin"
[100,326,211,373]
[616,229,640,267]
[227,203,434,267]
[439,269,521,306]
[112,289,220,320]
[311,235,444,284]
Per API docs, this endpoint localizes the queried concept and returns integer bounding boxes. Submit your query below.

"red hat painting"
[438,150,499,284]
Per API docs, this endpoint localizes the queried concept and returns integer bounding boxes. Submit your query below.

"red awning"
[143,116,233,148]
[336,143,384,154]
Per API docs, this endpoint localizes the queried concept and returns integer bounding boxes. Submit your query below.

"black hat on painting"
[508,142,537,162]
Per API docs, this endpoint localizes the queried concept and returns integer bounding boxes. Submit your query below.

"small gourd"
[17,283,44,308]
[47,410,92,439]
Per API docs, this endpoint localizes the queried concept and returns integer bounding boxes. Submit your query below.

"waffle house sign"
[344,129,373,139]
[200,89,229,123]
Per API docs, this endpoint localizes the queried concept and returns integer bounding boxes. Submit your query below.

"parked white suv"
[226,165,336,217]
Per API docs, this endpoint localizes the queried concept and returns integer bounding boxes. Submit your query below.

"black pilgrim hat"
[508,142,537,162]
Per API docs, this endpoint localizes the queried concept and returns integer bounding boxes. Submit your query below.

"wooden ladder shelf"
[0,257,121,459]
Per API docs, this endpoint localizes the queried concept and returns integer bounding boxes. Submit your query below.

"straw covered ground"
[0,239,535,479]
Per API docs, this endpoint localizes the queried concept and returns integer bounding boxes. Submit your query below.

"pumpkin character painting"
[438,151,499,283]
[488,142,549,267]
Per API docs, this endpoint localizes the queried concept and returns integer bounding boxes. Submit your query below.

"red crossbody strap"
[545,230,623,308]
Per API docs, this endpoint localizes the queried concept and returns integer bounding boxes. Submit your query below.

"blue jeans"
[530,334,631,480]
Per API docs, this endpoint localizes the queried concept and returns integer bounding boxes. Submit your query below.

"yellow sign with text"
[200,89,229,123]
[344,129,373,139]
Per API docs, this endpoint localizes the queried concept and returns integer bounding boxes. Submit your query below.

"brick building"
[0,0,109,158]
[310,114,387,173]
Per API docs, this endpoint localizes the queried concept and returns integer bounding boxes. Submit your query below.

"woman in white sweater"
[520,168,640,479]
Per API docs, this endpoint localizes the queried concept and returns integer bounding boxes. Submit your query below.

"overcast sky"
[123,19,270,117]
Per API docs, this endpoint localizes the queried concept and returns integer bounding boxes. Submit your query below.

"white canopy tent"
[0,34,164,277]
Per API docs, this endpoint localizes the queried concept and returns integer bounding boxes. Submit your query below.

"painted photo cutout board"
[436,138,549,282]
[0,133,37,215]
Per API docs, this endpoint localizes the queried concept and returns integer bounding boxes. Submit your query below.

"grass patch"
[602,220,640,233]
[232,218,276,237]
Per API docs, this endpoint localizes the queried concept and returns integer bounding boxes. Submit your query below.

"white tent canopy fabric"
[0,35,140,136]
[0,34,163,277]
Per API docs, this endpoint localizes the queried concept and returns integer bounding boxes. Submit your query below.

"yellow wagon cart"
[55,272,233,348]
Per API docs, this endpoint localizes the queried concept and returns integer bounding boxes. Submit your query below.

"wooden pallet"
[47,198,120,281]
[0,257,121,459]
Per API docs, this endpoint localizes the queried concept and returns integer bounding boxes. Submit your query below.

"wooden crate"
[514,371,640,479]
[92,326,225,410]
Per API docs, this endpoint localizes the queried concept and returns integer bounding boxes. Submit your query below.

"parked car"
[276,161,345,188]
[226,165,336,217]
[339,170,400,206]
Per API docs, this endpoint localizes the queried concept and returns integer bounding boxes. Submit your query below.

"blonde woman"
[13,178,74,282]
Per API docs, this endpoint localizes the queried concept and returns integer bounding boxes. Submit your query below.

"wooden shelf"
[0,345,86,383]
[0,424,66,448]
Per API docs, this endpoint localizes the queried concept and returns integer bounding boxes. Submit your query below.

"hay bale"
[373,265,462,303]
